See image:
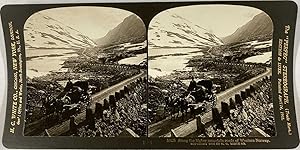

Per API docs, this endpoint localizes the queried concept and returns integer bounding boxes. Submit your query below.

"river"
[148,47,204,78]
[26,48,269,79]
[26,49,78,78]
[244,51,272,63]
[118,53,146,65]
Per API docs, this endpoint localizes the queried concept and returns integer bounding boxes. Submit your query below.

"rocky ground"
[26,78,64,123]
[76,83,147,137]
[148,77,187,123]
[200,78,275,137]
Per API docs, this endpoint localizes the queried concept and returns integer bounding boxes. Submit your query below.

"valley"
[148,10,275,138]
[24,10,147,137]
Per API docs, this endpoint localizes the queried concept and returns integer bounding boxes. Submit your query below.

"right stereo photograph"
[147,5,275,138]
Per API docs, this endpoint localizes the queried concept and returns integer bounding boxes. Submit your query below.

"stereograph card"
[0,1,299,149]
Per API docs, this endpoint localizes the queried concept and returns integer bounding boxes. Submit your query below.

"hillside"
[148,11,223,48]
[222,12,273,44]
[95,15,146,47]
[24,12,96,49]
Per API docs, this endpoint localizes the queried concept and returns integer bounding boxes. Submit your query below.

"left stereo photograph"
[1,2,299,149]
[24,6,148,137]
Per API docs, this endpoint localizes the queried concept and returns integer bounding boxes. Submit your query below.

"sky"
[152,5,265,38]
[38,6,133,39]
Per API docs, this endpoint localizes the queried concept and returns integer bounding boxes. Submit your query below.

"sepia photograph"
[24,6,147,137]
[1,1,300,149]
[148,5,275,138]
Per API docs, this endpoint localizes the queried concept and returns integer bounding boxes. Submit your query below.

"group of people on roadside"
[161,77,217,122]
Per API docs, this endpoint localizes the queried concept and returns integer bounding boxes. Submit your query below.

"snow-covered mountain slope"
[222,12,273,44]
[95,14,146,48]
[24,12,97,49]
[148,11,223,48]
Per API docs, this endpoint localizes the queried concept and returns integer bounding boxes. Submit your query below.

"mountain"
[95,15,146,47]
[148,11,223,48]
[222,12,273,44]
[24,12,97,49]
